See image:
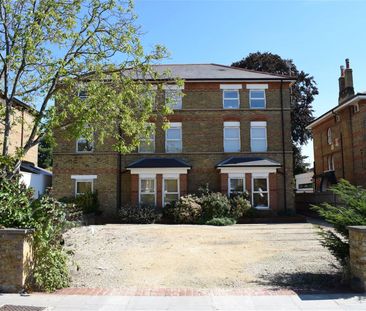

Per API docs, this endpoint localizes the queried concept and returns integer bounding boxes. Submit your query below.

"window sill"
[254,206,270,210]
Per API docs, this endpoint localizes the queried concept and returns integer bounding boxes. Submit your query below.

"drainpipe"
[280,80,288,212]
[116,127,122,211]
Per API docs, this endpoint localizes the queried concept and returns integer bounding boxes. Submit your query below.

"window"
[327,154,335,171]
[299,183,314,189]
[76,137,94,153]
[71,175,97,197]
[223,90,240,109]
[224,122,240,152]
[165,89,182,110]
[252,175,269,209]
[138,124,155,153]
[327,128,332,145]
[249,90,266,109]
[353,103,360,113]
[250,121,267,152]
[228,174,245,197]
[165,122,182,153]
[139,177,156,205]
[163,177,179,206]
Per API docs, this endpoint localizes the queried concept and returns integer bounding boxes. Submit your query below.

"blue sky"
[134,0,366,165]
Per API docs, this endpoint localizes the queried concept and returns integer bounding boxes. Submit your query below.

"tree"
[38,137,53,169]
[232,52,318,173]
[0,0,174,174]
[312,180,366,275]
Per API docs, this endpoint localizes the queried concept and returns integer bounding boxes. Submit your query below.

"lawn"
[64,223,341,291]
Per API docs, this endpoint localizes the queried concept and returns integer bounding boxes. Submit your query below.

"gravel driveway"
[64,223,342,291]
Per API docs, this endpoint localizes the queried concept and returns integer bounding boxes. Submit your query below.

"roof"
[126,158,191,169]
[131,64,295,81]
[307,92,366,129]
[20,161,52,175]
[0,92,38,114]
[216,157,281,168]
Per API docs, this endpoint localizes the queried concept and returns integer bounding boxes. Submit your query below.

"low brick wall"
[0,228,34,292]
[295,192,339,217]
[348,226,366,292]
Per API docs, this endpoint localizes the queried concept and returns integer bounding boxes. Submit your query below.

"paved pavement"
[1,293,366,310]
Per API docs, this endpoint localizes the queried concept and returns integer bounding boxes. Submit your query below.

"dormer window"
[327,128,332,145]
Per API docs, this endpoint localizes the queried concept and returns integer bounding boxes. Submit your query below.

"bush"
[312,179,366,273]
[200,192,231,222]
[119,204,161,224]
[205,217,236,226]
[0,172,71,292]
[164,195,202,224]
[59,191,99,214]
[229,192,251,219]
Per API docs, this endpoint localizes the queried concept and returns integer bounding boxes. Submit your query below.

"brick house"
[307,59,366,191]
[52,64,295,218]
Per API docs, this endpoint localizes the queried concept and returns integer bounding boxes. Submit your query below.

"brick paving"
[50,287,295,296]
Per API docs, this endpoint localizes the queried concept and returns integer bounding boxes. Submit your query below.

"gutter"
[306,94,366,130]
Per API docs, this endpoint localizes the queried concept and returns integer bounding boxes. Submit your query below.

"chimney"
[339,58,354,104]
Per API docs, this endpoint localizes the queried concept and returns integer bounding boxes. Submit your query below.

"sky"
[133,0,366,165]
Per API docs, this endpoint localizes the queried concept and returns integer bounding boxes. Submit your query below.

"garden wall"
[0,228,34,292]
[348,226,366,292]
[295,192,339,217]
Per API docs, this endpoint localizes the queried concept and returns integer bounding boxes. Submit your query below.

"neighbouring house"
[0,95,52,197]
[307,59,366,191]
[295,169,314,193]
[52,64,296,218]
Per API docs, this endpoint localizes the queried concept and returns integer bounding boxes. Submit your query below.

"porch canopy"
[216,157,281,174]
[126,157,191,174]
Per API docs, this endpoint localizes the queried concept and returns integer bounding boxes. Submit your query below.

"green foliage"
[312,179,366,269]
[60,191,99,214]
[119,205,161,224]
[0,173,71,292]
[38,137,53,170]
[229,192,252,219]
[0,0,176,160]
[164,195,202,224]
[205,217,236,226]
[200,192,231,223]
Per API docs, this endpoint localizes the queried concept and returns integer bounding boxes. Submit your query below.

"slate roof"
[20,161,52,175]
[129,64,295,81]
[126,158,191,169]
[216,157,281,168]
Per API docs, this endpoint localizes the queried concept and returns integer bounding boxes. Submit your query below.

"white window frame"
[228,173,245,196]
[138,123,155,153]
[250,121,267,152]
[165,89,183,110]
[71,175,97,197]
[252,173,270,210]
[224,121,241,152]
[163,174,180,206]
[76,137,94,153]
[327,154,335,171]
[249,89,266,109]
[222,90,240,109]
[327,128,332,145]
[139,174,156,206]
[165,122,182,153]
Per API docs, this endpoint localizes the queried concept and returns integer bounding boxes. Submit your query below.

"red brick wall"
[180,174,188,196]
[220,173,228,193]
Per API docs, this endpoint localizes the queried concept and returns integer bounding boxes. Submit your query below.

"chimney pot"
[345,58,350,69]
[340,66,345,76]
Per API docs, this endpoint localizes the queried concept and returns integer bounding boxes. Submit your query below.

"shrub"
[205,217,236,226]
[312,179,366,273]
[200,192,231,222]
[164,195,202,224]
[119,204,161,224]
[59,191,99,214]
[0,172,71,292]
[229,192,251,219]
